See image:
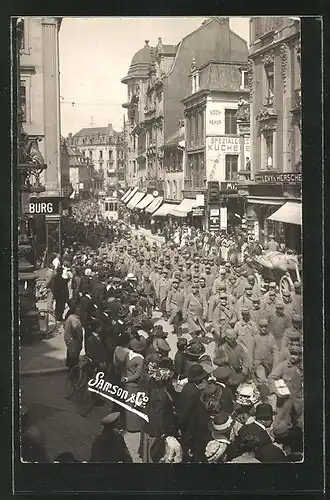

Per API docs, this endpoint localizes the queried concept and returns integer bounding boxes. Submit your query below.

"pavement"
[19,226,216,462]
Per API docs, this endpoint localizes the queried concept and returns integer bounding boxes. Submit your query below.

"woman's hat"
[205,440,228,463]
[129,336,147,354]
[187,363,208,383]
[210,412,234,437]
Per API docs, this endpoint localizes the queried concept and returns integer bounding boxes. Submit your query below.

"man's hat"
[187,363,208,383]
[255,403,274,421]
[259,318,269,327]
[269,282,276,288]
[101,412,120,426]
[213,366,231,382]
[275,301,285,309]
[186,341,206,358]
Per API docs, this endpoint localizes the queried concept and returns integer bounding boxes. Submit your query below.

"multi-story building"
[241,16,301,249]
[19,16,64,196]
[122,39,177,191]
[162,120,185,202]
[122,17,249,208]
[18,16,64,261]
[60,138,96,199]
[68,124,126,190]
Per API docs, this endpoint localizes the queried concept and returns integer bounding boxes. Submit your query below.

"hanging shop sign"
[220,182,238,192]
[28,197,61,215]
[254,171,302,184]
[220,207,228,230]
[192,207,205,217]
[209,206,220,231]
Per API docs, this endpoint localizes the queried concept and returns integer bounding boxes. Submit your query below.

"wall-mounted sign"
[206,136,250,182]
[206,102,224,136]
[192,207,205,217]
[209,205,220,231]
[28,197,61,215]
[79,183,84,190]
[210,208,220,216]
[221,182,238,192]
[220,207,228,230]
[254,171,302,184]
[207,136,250,153]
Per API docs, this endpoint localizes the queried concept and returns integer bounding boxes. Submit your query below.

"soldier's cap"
[143,272,150,279]
[252,296,260,302]
[194,256,200,261]
[205,263,211,268]
[289,344,302,355]
[286,330,301,341]
[269,289,276,296]
[282,290,291,297]
[223,328,237,340]
[174,254,179,259]
[101,412,120,426]
[159,256,164,262]
[173,271,181,277]
[269,282,276,288]
[241,307,250,314]
[229,275,237,281]
[225,262,231,268]
[245,284,253,291]
[240,269,247,276]
[259,318,269,327]
[292,314,302,323]
[276,301,285,309]
[219,283,226,291]
[220,292,227,299]
[173,278,179,284]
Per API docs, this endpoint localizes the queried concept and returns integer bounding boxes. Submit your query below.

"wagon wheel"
[279,273,294,298]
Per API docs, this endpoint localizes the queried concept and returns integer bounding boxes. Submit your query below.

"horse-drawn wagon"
[252,250,302,298]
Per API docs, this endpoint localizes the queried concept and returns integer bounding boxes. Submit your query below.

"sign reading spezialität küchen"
[28,197,61,215]
[254,172,302,184]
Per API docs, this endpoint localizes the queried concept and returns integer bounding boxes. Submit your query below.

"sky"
[59,17,250,137]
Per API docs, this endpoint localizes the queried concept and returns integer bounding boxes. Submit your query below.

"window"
[20,19,25,49]
[240,70,248,89]
[192,73,199,94]
[200,109,204,143]
[20,81,26,122]
[105,202,109,211]
[225,109,237,134]
[99,150,103,159]
[195,114,199,145]
[225,155,239,181]
[265,132,274,167]
[89,150,93,160]
[265,64,274,104]
[109,202,114,211]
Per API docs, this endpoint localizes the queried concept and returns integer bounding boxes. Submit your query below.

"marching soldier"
[211,292,237,345]
[166,278,185,337]
[182,283,208,341]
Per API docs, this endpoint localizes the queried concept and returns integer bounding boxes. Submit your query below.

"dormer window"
[192,72,199,94]
[240,70,248,89]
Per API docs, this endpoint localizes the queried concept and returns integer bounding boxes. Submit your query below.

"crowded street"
[20,198,303,464]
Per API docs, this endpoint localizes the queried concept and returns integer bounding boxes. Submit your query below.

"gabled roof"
[73,127,108,137]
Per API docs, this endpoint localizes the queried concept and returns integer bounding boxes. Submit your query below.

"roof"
[163,128,185,148]
[73,127,108,137]
[162,44,177,55]
[122,42,154,81]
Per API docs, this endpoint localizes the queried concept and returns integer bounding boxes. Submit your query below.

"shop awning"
[152,203,173,217]
[123,186,138,204]
[135,193,154,210]
[145,196,163,214]
[127,191,145,209]
[247,197,284,206]
[121,187,133,201]
[267,201,302,225]
[168,198,198,217]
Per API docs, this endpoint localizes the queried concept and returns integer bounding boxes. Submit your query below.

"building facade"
[60,138,96,199]
[69,124,126,190]
[241,16,301,249]
[162,120,185,202]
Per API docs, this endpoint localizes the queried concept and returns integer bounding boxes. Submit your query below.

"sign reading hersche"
[254,172,302,184]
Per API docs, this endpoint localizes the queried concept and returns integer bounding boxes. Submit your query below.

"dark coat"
[186,403,212,462]
[145,386,177,438]
[89,429,133,462]
[51,274,69,301]
[177,382,201,432]
[92,279,107,305]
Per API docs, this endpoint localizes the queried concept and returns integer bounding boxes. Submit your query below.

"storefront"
[167,196,205,230]
[267,201,302,252]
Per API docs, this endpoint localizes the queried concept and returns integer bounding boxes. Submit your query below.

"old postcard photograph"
[17,16,303,465]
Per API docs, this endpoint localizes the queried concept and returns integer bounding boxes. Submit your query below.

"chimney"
[145,40,149,46]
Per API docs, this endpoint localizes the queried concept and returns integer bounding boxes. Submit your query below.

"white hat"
[126,273,136,280]
[85,268,92,276]
[205,440,228,463]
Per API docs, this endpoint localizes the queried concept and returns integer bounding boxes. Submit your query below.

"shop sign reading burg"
[28,197,61,215]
